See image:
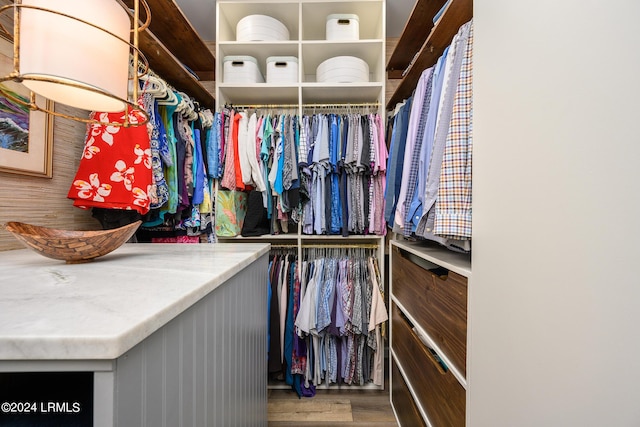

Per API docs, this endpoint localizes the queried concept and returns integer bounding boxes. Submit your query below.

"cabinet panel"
[218,86,299,106]
[386,0,472,108]
[391,359,428,427]
[386,0,447,78]
[120,0,215,106]
[300,84,382,104]
[392,303,465,427]
[122,0,215,81]
[392,245,467,376]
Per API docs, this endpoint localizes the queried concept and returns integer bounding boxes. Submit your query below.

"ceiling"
[173,0,415,42]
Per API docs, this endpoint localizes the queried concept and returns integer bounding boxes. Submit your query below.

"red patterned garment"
[67,110,153,215]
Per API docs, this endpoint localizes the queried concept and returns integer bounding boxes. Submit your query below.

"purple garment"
[268,256,283,374]
[330,260,347,336]
[337,259,351,336]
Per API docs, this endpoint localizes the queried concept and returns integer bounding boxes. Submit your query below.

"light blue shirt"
[407,46,449,230]
[384,96,412,225]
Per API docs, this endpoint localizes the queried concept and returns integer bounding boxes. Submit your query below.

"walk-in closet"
[2,0,640,426]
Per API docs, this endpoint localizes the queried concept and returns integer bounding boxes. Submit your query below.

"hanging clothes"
[131,79,216,241]
[214,108,387,238]
[300,112,387,236]
[266,247,388,393]
[68,108,153,215]
[385,19,474,252]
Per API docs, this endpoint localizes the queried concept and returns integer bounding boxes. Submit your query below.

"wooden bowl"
[4,220,141,264]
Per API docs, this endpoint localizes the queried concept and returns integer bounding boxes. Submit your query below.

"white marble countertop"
[0,243,269,360]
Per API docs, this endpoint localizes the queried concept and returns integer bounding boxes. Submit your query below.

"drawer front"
[392,303,465,427]
[391,245,467,376]
[391,358,428,427]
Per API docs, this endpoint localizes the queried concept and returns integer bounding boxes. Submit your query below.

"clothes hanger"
[182,94,198,121]
[199,109,213,128]
[157,85,179,106]
[139,72,166,97]
[175,91,189,115]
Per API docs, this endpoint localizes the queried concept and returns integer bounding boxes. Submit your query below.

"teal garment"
[148,98,170,210]
[191,125,205,206]
[150,100,180,226]
[261,116,274,218]
[274,116,285,195]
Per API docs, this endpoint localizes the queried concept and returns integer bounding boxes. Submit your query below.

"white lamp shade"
[19,0,130,112]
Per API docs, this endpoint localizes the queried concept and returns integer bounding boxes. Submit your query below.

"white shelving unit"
[216,0,385,107]
[215,0,386,248]
[215,0,387,391]
[214,0,387,255]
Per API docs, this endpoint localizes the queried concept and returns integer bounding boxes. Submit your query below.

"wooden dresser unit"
[389,239,471,426]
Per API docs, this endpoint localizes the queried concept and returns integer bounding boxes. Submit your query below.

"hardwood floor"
[268,386,398,427]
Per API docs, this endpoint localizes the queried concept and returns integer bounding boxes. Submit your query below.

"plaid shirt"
[434,22,473,239]
[415,21,470,239]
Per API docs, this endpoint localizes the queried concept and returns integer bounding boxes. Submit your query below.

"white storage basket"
[266,56,298,84]
[316,56,369,83]
[236,14,289,41]
[326,14,360,40]
[223,56,264,84]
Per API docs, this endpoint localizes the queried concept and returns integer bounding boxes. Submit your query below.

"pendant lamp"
[0,0,150,127]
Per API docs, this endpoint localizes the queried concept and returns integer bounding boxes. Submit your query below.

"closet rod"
[228,102,381,110]
[301,243,379,249]
[270,243,379,249]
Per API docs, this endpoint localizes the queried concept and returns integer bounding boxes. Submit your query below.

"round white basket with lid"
[316,56,369,83]
[236,14,290,41]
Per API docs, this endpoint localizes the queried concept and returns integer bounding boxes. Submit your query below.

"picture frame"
[0,35,53,178]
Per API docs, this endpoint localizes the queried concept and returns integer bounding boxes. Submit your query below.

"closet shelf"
[218,234,299,241]
[120,0,215,107]
[386,0,447,79]
[219,234,385,242]
[218,86,299,105]
[386,0,472,109]
[392,239,471,278]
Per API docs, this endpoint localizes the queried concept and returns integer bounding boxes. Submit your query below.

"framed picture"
[0,35,53,178]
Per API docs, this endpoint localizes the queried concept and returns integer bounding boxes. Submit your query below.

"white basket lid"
[238,14,287,25]
[326,14,359,22]
[317,56,368,70]
[223,55,259,66]
[266,56,299,64]
[237,14,289,38]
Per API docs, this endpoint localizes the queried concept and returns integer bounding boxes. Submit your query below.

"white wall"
[471,1,640,425]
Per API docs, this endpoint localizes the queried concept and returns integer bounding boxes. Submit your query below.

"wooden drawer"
[392,303,465,427]
[391,358,427,427]
[391,245,467,376]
